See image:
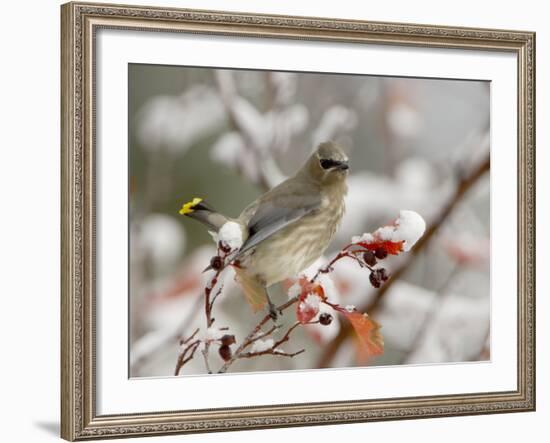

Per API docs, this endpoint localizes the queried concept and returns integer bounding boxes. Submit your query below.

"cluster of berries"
[362,247,390,289]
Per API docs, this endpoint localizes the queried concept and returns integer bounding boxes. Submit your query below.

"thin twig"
[174,341,200,376]
[201,269,223,374]
[201,345,213,374]
[209,284,224,310]
[174,328,201,376]
[240,349,306,359]
[216,297,300,373]
[219,320,318,370]
[248,324,282,344]
[310,249,373,282]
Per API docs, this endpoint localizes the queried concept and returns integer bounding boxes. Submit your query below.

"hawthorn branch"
[316,154,490,368]
[218,320,318,371]
[216,297,301,373]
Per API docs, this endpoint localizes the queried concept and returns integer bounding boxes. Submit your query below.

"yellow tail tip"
[179,197,203,215]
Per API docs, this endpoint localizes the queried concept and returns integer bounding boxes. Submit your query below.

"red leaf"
[359,240,404,255]
[291,277,328,324]
[336,307,384,357]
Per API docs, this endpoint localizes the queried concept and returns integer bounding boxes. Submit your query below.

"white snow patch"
[299,293,321,312]
[351,233,374,244]
[250,338,274,353]
[375,226,395,241]
[392,210,426,251]
[351,210,426,252]
[217,221,243,251]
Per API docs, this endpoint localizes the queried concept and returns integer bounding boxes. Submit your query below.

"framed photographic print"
[61,1,536,440]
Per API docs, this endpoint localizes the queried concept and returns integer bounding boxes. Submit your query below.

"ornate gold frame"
[61,1,536,440]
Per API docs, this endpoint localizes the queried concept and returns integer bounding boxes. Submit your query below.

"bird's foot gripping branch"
[175,209,425,375]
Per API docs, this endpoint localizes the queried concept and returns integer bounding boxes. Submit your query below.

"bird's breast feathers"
[239,185,346,286]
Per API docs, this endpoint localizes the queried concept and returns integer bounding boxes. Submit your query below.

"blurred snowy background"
[128,64,490,377]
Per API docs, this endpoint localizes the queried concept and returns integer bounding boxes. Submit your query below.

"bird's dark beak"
[335,161,349,171]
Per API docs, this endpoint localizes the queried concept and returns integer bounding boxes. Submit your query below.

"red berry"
[369,271,381,288]
[363,250,377,266]
[220,334,236,346]
[210,255,223,270]
[375,247,388,260]
[319,313,333,325]
[218,344,232,361]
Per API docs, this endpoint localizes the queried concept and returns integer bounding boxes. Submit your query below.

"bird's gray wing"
[234,194,321,259]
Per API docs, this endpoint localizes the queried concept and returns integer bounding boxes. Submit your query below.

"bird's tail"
[233,267,268,312]
[178,198,228,232]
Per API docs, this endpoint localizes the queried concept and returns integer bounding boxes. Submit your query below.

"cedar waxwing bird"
[180,141,349,320]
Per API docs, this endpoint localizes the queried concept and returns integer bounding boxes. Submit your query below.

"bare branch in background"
[215,70,287,191]
[400,266,459,364]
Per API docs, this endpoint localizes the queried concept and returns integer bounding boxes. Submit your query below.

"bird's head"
[301,141,350,185]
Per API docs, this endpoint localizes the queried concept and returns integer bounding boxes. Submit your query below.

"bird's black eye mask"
[319,158,349,170]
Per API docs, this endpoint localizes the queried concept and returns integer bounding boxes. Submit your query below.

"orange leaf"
[296,277,325,299]
[340,309,384,357]
[352,334,371,365]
